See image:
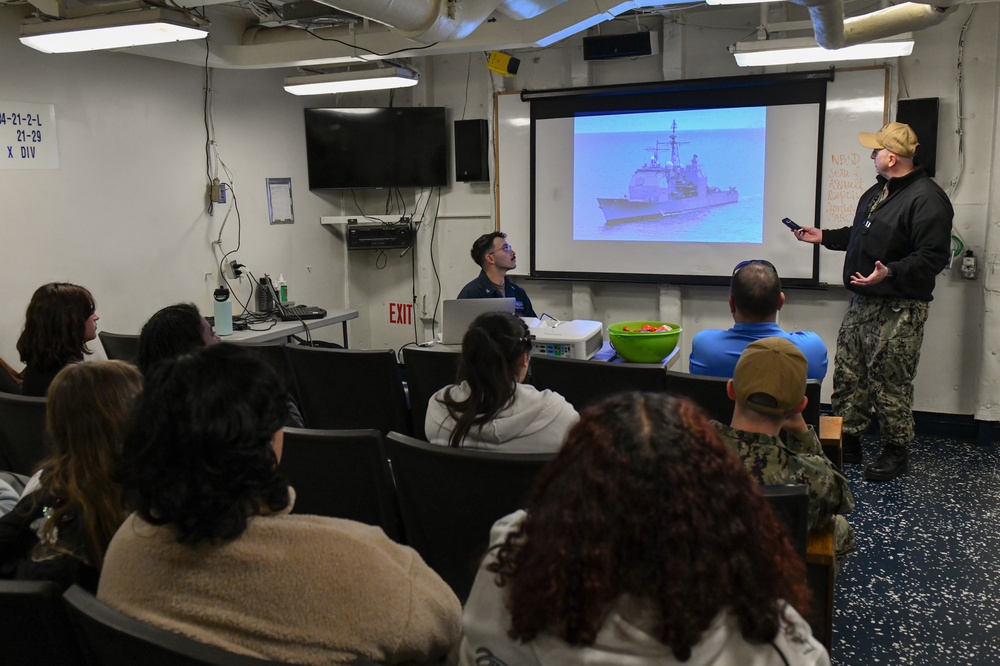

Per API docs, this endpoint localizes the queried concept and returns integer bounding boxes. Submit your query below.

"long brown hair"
[491,392,811,660]
[17,283,96,368]
[38,360,143,567]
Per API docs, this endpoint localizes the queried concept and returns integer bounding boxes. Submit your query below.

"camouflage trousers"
[832,294,928,447]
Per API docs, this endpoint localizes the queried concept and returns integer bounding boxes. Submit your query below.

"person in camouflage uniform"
[792,122,952,481]
[712,337,856,573]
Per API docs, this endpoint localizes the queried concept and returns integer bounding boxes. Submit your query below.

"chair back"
[0,580,86,666]
[239,342,302,410]
[761,484,809,563]
[0,391,48,475]
[279,427,404,542]
[664,372,822,429]
[63,585,286,666]
[401,346,461,440]
[383,431,553,602]
[284,346,411,434]
[528,355,668,411]
[98,332,140,363]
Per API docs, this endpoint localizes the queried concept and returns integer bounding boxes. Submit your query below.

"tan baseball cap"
[858,122,919,158]
[733,337,807,417]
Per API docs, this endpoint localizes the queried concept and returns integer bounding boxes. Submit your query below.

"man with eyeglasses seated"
[690,259,828,381]
[457,232,536,318]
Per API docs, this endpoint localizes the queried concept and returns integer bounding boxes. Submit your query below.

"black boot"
[842,433,862,464]
[864,443,908,481]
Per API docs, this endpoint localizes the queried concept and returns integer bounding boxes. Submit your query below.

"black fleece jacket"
[822,166,953,302]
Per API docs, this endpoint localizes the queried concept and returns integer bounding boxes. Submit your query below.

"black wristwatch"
[885,265,895,281]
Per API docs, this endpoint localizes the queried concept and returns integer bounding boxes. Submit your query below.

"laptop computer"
[262,276,327,321]
[441,298,516,345]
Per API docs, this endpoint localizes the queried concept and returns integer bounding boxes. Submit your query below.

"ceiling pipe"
[312,0,504,42]
[786,0,961,49]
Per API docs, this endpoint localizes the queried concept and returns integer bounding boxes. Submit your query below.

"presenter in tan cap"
[790,122,953,481]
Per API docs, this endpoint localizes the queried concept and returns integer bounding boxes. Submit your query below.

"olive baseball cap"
[733,337,807,417]
[858,121,919,158]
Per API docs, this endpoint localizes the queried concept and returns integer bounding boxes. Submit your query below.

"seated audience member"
[426,312,577,452]
[458,392,828,666]
[99,345,461,665]
[0,361,142,591]
[689,259,828,381]
[713,337,855,575]
[457,231,536,317]
[136,302,219,375]
[137,302,303,427]
[17,282,100,396]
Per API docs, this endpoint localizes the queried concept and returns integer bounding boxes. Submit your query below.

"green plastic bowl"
[608,321,682,363]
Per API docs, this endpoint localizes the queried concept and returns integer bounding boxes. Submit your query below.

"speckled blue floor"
[832,434,1000,665]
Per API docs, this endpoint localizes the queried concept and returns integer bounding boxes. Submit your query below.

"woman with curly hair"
[135,302,219,376]
[17,282,99,396]
[425,312,577,452]
[0,360,142,591]
[99,344,461,665]
[457,392,829,666]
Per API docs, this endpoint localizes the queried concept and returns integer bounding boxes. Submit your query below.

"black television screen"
[304,107,448,189]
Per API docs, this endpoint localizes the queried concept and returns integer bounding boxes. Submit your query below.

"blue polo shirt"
[689,322,828,381]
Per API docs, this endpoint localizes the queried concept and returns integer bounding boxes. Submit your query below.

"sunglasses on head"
[732,259,776,276]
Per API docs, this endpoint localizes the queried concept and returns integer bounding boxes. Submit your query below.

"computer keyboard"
[278,305,327,321]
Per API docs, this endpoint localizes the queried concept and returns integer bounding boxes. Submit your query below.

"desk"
[223,309,358,347]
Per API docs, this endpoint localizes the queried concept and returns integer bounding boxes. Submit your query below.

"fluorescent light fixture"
[19,8,208,54]
[283,67,420,95]
[707,0,781,5]
[731,35,913,67]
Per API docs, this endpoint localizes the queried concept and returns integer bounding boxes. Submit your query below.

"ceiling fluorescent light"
[283,67,420,95]
[20,8,208,54]
[707,0,782,5]
[731,35,913,67]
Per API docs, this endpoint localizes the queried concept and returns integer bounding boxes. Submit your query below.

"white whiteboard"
[494,66,888,284]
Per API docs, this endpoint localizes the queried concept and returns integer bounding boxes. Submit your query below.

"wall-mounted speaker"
[583,31,658,61]
[896,97,939,177]
[454,119,489,183]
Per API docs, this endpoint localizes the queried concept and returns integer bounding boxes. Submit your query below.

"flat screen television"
[304,107,448,189]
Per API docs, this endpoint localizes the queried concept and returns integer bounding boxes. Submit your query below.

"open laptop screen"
[441,298,516,345]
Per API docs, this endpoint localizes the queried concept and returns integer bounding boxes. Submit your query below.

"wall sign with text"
[0,101,58,170]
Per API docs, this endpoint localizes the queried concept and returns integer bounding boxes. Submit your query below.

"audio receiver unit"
[347,223,412,250]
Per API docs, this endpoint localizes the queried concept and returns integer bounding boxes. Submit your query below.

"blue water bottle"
[213,287,233,336]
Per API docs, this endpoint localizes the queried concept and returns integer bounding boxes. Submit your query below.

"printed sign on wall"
[0,101,58,169]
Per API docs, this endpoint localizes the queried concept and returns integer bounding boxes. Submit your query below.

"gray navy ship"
[597,120,739,224]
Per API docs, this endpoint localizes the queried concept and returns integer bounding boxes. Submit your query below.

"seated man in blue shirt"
[690,259,828,381]
[457,232,536,317]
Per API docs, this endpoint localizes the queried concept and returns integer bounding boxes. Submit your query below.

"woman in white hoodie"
[425,312,577,453]
[456,392,829,666]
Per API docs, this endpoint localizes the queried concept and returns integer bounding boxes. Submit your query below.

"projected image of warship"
[597,120,739,224]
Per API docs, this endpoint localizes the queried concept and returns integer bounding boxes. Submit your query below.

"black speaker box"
[583,32,657,61]
[454,119,489,182]
[896,97,939,177]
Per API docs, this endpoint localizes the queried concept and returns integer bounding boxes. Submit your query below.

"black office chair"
[528,354,668,412]
[0,391,48,475]
[98,331,140,363]
[760,483,810,563]
[401,346,461,440]
[279,427,404,542]
[284,346,411,435]
[63,585,288,666]
[383,431,554,603]
[0,580,87,666]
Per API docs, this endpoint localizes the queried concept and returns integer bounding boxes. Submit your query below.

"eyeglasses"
[732,259,776,276]
[488,243,512,255]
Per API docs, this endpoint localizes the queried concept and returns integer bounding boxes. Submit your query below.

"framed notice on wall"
[0,101,58,169]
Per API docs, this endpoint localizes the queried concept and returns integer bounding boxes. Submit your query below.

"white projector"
[522,318,604,360]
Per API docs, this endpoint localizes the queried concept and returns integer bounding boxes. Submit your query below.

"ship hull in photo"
[598,189,739,224]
